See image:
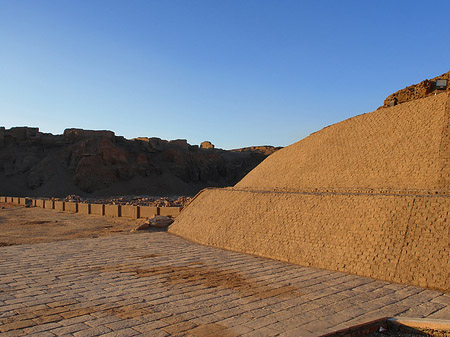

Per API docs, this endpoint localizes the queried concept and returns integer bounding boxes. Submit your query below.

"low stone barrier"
[139,206,158,218]
[54,201,64,211]
[35,199,45,208]
[65,202,78,213]
[90,204,105,216]
[78,203,90,214]
[0,196,183,220]
[160,207,182,217]
[121,205,139,219]
[105,204,121,217]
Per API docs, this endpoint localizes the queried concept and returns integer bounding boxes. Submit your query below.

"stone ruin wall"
[169,188,450,292]
[169,93,450,292]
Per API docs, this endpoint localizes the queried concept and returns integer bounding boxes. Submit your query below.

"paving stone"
[243,315,279,329]
[227,325,254,335]
[21,322,61,335]
[161,321,198,334]
[98,327,140,336]
[83,315,121,327]
[132,320,169,332]
[427,307,450,320]
[241,325,281,336]
[0,232,448,336]
[105,318,143,330]
[29,332,55,337]
[58,314,95,326]
[73,325,112,337]
[278,326,317,337]
[0,318,36,332]
[49,322,90,335]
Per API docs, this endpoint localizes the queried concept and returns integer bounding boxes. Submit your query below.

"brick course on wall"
[169,188,450,292]
[237,94,450,192]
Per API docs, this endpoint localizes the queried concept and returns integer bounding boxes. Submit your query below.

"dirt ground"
[0,202,143,246]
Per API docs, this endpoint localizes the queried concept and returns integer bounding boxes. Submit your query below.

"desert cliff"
[0,127,280,197]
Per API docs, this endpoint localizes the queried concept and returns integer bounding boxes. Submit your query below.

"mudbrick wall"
[236,93,450,192]
[170,93,450,292]
[1,196,182,218]
[169,188,450,292]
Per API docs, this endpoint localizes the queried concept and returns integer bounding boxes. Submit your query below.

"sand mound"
[169,92,450,292]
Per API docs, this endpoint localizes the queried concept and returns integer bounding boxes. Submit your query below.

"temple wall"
[237,94,450,192]
[169,188,450,292]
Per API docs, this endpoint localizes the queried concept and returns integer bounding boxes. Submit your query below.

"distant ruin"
[170,72,450,293]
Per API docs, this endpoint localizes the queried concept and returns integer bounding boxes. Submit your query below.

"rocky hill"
[0,127,280,197]
[383,69,449,107]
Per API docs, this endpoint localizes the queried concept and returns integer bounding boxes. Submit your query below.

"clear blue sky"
[1,1,449,149]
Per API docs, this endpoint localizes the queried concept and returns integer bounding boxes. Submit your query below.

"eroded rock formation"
[383,70,449,107]
[0,127,280,197]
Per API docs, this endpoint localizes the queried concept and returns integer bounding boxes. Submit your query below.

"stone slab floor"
[0,232,449,337]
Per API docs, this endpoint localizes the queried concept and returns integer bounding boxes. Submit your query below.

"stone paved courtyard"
[0,232,449,337]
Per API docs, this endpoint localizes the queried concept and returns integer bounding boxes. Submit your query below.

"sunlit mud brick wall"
[105,204,121,217]
[236,94,450,192]
[90,203,105,216]
[140,206,158,218]
[170,93,450,292]
[121,205,139,219]
[78,203,91,214]
[65,202,78,213]
[1,198,182,220]
[54,201,64,211]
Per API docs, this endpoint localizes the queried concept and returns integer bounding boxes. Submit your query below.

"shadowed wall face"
[169,94,450,292]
